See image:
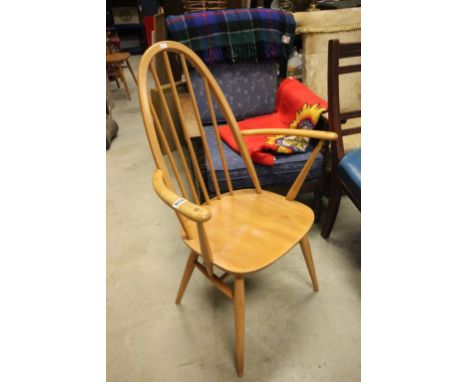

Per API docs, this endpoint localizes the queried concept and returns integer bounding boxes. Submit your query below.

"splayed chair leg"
[234,276,245,377]
[299,236,319,291]
[175,251,198,304]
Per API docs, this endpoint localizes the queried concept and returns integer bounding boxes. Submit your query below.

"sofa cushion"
[338,148,361,201]
[203,125,324,194]
[190,61,277,124]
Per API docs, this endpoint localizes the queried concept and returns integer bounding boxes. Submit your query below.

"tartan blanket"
[166,9,296,66]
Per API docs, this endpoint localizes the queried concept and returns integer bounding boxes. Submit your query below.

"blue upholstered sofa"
[190,61,326,201]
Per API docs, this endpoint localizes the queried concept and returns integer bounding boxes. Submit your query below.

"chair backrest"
[137,41,263,236]
[327,39,361,162]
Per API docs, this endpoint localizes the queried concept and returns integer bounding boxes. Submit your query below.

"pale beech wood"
[177,54,221,199]
[175,251,198,304]
[179,53,223,199]
[152,60,204,204]
[286,140,324,201]
[107,52,133,99]
[158,80,185,92]
[240,128,338,141]
[194,261,233,299]
[149,102,189,199]
[196,221,214,276]
[106,52,130,64]
[234,276,245,377]
[143,43,261,194]
[161,51,212,204]
[152,170,211,223]
[184,189,315,274]
[140,79,193,238]
[180,93,202,138]
[203,78,234,195]
[239,129,337,201]
[137,41,331,376]
[299,236,319,291]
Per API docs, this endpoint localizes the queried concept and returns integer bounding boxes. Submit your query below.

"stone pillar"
[294,8,361,110]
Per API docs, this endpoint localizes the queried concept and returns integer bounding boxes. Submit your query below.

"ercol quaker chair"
[321,39,361,238]
[137,41,337,377]
[165,8,329,213]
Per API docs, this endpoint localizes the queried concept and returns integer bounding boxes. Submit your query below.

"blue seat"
[203,126,324,194]
[337,148,361,202]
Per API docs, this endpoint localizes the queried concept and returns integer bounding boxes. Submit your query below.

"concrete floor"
[107,55,361,382]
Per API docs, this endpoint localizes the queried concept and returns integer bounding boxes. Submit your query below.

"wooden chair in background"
[106,51,138,100]
[137,41,337,377]
[321,39,361,238]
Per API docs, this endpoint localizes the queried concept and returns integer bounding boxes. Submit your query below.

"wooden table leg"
[118,64,131,100]
[126,59,138,84]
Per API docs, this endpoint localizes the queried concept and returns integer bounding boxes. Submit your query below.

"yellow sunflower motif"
[289,103,326,130]
[268,103,327,153]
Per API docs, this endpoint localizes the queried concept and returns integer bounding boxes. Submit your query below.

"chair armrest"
[152,169,211,223]
[240,129,338,141]
[240,129,337,201]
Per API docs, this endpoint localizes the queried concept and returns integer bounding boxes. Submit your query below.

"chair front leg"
[175,251,198,304]
[234,276,245,377]
[299,236,319,291]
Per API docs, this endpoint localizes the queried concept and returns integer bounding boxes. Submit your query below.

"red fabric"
[219,77,328,166]
[143,16,154,47]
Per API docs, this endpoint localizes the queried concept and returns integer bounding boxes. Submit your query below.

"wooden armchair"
[137,41,337,377]
[321,40,361,238]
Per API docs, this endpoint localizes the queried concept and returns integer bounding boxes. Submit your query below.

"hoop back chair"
[137,40,337,377]
[321,39,361,238]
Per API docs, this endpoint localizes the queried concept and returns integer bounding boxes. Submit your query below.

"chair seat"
[106,52,130,63]
[338,148,361,202]
[203,126,324,194]
[183,189,314,274]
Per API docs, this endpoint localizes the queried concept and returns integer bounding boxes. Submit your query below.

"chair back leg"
[299,236,320,291]
[234,276,245,377]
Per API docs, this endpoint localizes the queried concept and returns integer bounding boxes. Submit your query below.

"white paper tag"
[282,35,291,44]
[172,198,187,209]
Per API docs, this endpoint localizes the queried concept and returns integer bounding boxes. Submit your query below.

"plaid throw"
[166,9,296,66]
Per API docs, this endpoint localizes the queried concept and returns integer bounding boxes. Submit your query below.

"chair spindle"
[177,55,222,199]
[202,78,234,195]
[286,140,325,201]
[152,58,202,204]
[162,51,212,204]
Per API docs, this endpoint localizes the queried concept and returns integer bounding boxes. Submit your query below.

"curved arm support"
[240,129,338,201]
[152,169,211,223]
[240,129,338,141]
